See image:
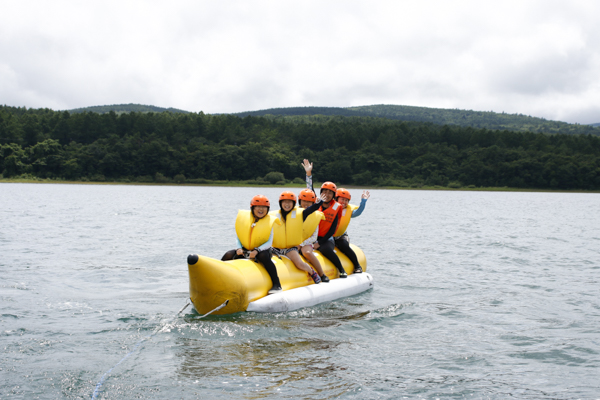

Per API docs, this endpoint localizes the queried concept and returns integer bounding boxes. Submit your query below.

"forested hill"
[233,105,600,136]
[68,103,189,114]
[61,103,599,136]
[2,105,600,191]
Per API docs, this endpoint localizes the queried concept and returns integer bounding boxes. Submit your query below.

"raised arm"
[351,191,370,218]
[302,159,313,177]
[302,159,315,191]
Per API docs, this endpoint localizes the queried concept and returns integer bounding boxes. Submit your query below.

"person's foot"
[268,285,282,294]
[339,270,348,278]
[353,266,363,274]
[310,271,321,284]
[320,274,330,283]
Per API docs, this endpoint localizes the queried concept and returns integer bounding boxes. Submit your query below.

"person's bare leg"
[288,249,321,283]
[287,250,313,274]
[301,245,324,275]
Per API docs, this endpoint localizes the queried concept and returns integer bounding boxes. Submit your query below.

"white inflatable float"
[187,244,373,315]
[246,272,373,312]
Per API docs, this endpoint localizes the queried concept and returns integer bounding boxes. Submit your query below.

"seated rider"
[271,191,326,284]
[297,189,329,282]
[301,159,347,278]
[333,188,370,273]
[221,195,283,294]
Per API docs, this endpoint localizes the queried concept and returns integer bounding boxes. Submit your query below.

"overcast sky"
[1,0,599,124]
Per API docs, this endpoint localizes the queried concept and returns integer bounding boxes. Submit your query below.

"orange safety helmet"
[320,181,337,193]
[279,191,297,202]
[298,189,316,203]
[336,188,351,200]
[250,194,270,207]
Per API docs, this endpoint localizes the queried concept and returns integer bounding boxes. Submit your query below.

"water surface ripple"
[1,184,599,399]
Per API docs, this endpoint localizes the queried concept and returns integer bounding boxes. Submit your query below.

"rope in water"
[91,299,229,400]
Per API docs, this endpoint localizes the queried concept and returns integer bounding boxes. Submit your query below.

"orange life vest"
[318,201,343,237]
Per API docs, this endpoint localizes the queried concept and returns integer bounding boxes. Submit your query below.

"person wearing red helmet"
[301,159,347,278]
[333,187,370,273]
[297,188,329,282]
[271,190,326,284]
[221,194,283,294]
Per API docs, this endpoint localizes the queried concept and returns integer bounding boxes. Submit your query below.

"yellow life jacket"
[302,211,325,241]
[271,207,304,248]
[235,210,280,250]
[334,204,358,237]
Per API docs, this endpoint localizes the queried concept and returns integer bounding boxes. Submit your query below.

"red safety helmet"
[336,188,351,200]
[320,181,337,193]
[250,195,270,207]
[298,189,316,203]
[279,191,297,202]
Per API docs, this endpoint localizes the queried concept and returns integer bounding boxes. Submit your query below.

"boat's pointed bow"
[187,254,251,315]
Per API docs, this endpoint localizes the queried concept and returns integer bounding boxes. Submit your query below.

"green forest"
[70,103,600,136]
[2,104,600,190]
[234,104,600,136]
[68,103,189,115]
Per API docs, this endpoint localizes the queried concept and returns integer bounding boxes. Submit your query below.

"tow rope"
[91,299,229,400]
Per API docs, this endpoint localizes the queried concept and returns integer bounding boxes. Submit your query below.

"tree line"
[1,105,600,190]
[235,104,600,136]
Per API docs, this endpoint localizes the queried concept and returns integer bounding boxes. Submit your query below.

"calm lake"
[1,183,599,399]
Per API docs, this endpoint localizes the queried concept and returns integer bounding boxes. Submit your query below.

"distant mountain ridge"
[232,105,600,136]
[67,103,189,114]
[67,103,600,135]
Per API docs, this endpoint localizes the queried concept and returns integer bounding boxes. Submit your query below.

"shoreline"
[1,178,598,194]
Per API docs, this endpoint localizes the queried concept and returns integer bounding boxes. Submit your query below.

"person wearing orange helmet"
[301,159,347,278]
[333,187,370,273]
[297,188,329,282]
[221,194,283,294]
[271,190,326,284]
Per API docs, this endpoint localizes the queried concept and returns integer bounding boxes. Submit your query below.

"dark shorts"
[271,247,299,257]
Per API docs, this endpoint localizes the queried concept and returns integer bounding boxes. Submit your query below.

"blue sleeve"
[351,198,367,218]
[236,237,243,249]
[255,228,274,251]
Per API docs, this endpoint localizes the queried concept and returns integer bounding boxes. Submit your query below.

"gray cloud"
[1,0,599,124]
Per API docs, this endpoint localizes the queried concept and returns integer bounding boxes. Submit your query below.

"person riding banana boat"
[186,166,372,315]
[302,159,370,274]
[221,194,283,294]
[270,190,328,284]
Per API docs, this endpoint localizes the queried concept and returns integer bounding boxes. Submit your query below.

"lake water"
[1,183,599,399]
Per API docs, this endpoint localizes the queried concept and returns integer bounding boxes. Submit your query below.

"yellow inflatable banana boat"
[187,245,369,315]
